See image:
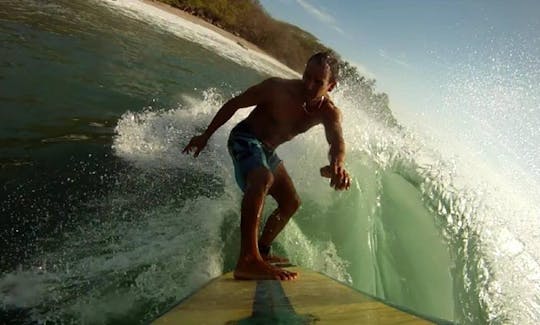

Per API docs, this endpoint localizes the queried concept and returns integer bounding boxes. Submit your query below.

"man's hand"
[182,134,209,157]
[320,163,351,191]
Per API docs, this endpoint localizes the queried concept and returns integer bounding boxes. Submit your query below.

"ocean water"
[1,0,539,324]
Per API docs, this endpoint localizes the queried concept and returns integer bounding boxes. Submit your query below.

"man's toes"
[275,270,288,281]
[280,270,297,280]
[285,270,297,278]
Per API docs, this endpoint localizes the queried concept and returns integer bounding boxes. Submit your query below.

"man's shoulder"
[323,97,341,115]
[260,78,302,99]
[322,97,341,121]
[262,77,299,88]
[257,77,289,93]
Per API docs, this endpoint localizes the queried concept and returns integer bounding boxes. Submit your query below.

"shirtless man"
[183,52,351,281]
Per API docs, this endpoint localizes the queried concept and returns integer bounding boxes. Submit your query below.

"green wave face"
[1,1,536,325]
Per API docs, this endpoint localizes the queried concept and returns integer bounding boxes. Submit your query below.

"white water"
[1,0,539,324]
[101,1,540,323]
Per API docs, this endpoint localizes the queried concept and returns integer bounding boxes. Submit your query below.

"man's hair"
[307,51,339,82]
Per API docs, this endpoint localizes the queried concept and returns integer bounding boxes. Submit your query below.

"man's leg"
[234,166,297,280]
[258,163,301,260]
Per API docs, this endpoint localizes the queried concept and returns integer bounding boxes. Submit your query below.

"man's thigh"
[268,163,300,205]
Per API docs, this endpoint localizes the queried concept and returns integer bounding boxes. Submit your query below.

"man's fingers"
[336,169,345,190]
[183,135,207,157]
[183,144,194,154]
[341,175,348,190]
[183,142,197,156]
[183,139,194,154]
[330,169,341,190]
[335,171,351,191]
[336,176,342,190]
[328,166,351,191]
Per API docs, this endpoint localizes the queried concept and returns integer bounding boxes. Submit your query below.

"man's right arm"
[201,80,269,140]
[183,79,272,157]
[321,103,351,190]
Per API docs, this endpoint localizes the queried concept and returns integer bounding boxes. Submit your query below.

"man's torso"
[240,79,333,149]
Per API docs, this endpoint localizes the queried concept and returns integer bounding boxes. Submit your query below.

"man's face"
[302,62,335,100]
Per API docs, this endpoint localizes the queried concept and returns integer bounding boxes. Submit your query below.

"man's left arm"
[322,106,351,190]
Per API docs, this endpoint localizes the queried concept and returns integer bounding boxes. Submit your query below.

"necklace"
[303,96,325,114]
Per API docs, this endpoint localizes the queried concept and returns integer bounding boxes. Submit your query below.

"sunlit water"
[1,0,539,324]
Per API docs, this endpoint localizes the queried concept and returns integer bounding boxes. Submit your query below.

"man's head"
[303,51,339,99]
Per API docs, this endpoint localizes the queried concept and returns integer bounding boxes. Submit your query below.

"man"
[183,52,351,281]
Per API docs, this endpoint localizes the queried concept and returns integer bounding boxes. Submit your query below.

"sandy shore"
[141,0,270,56]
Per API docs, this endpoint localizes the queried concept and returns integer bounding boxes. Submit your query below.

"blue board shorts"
[227,121,282,191]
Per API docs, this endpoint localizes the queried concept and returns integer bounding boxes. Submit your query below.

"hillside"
[156,0,330,71]
[156,0,398,127]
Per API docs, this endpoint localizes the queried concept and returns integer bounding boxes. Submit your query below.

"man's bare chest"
[265,99,321,132]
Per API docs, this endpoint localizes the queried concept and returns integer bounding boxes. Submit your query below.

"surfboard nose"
[152,267,445,324]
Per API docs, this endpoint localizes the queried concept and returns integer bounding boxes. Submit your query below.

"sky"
[259,0,540,176]
[259,0,539,117]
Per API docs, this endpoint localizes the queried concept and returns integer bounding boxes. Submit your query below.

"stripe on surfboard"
[231,280,317,324]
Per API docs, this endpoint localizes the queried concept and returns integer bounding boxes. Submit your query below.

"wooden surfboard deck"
[152,267,439,324]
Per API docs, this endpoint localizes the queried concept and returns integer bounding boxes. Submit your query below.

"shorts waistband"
[230,121,275,154]
[231,120,252,134]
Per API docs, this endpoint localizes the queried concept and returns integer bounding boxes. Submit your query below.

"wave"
[2,81,538,323]
[1,0,539,324]
[95,0,298,79]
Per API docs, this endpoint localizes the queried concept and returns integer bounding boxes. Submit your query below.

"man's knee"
[282,194,301,215]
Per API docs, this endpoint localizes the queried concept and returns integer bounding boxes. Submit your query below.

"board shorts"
[227,121,282,191]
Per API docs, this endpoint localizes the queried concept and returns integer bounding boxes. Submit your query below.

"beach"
[104,0,298,77]
[141,0,270,57]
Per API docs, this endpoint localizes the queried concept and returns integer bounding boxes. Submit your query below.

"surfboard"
[152,266,443,324]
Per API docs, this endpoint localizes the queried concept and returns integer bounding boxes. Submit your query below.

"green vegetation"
[157,0,330,70]
[156,0,398,127]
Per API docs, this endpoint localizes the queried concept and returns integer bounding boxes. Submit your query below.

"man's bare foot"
[234,258,298,281]
[261,253,290,265]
